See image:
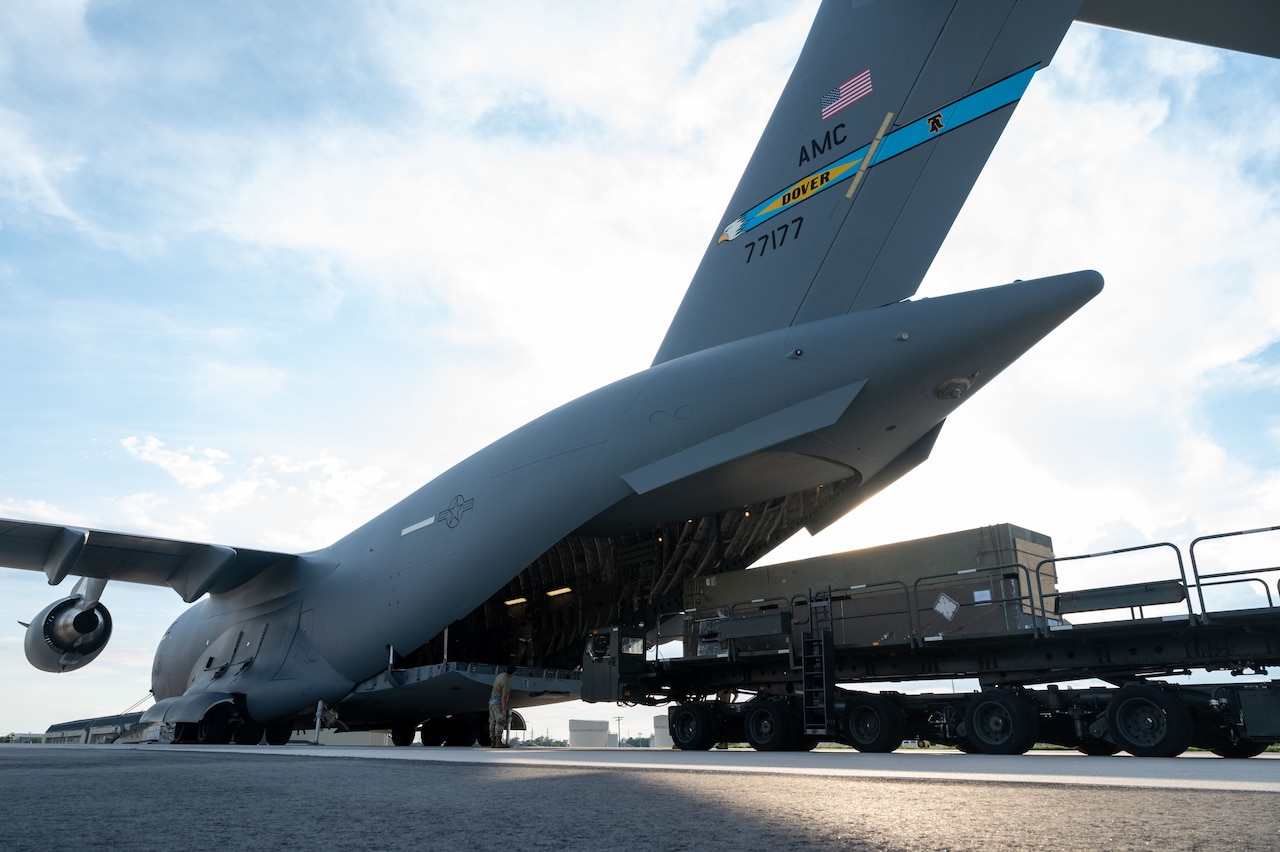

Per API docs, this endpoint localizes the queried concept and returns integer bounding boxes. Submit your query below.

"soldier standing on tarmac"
[489,664,516,747]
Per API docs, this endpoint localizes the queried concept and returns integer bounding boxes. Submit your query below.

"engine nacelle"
[24,596,113,673]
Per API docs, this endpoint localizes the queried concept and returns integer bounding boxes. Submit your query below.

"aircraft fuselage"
[150,271,1101,725]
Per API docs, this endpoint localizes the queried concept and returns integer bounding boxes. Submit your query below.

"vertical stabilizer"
[654,0,1081,365]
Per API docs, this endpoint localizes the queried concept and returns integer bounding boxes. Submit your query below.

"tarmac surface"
[1,745,1278,851]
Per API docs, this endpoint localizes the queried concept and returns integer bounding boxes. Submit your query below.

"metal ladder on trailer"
[801,589,836,738]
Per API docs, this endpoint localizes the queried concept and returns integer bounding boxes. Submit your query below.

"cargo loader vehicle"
[582,524,1280,757]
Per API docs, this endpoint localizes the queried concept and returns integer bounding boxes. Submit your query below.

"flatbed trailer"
[582,524,1280,757]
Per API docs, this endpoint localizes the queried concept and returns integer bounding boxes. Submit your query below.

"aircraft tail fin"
[653,0,1081,365]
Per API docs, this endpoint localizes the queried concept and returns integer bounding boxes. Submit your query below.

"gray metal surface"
[1077,0,1280,60]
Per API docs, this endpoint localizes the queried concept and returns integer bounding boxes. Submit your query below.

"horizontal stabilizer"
[804,421,946,535]
[1076,0,1280,60]
[623,379,868,495]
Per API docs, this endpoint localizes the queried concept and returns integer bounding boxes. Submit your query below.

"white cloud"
[0,499,68,524]
[95,445,402,552]
[110,491,211,542]
[0,106,85,223]
[121,436,228,489]
[0,1,100,80]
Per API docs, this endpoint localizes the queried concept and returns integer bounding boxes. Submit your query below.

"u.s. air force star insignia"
[437,494,475,528]
[400,494,475,536]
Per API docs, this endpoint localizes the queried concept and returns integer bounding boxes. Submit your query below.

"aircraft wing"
[0,517,297,603]
[653,0,1082,364]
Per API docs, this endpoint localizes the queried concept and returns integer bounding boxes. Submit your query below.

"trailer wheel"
[670,703,720,751]
[964,691,1039,755]
[1106,684,1192,757]
[843,693,906,753]
[1210,739,1268,759]
[744,700,798,751]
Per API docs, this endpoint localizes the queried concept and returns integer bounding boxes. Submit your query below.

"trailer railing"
[1189,524,1280,621]
[821,580,914,647]
[1033,541,1194,627]
[1030,525,1280,629]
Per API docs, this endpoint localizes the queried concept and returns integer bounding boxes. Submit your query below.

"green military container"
[681,524,1057,655]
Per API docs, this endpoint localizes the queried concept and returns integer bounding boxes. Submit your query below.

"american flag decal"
[820,69,872,120]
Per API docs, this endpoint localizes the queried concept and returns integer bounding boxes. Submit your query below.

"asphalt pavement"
[1,745,1276,851]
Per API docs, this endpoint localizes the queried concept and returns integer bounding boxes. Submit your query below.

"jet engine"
[24,592,113,673]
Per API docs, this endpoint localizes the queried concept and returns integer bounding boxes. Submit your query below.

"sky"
[1,2,1279,741]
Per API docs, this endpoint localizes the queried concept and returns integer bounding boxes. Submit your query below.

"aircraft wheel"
[964,690,1039,755]
[744,700,798,752]
[196,704,232,745]
[442,715,476,747]
[1211,739,1268,759]
[670,703,720,751]
[265,721,293,746]
[842,693,906,753]
[1076,740,1122,756]
[419,718,447,746]
[171,722,193,743]
[390,725,417,747]
[233,721,264,745]
[1106,684,1192,757]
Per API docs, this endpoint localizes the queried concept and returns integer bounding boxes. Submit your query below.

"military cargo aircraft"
[3,1,1276,744]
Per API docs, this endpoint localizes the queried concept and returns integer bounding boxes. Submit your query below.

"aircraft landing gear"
[195,704,232,744]
[265,720,293,745]
[233,720,264,745]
